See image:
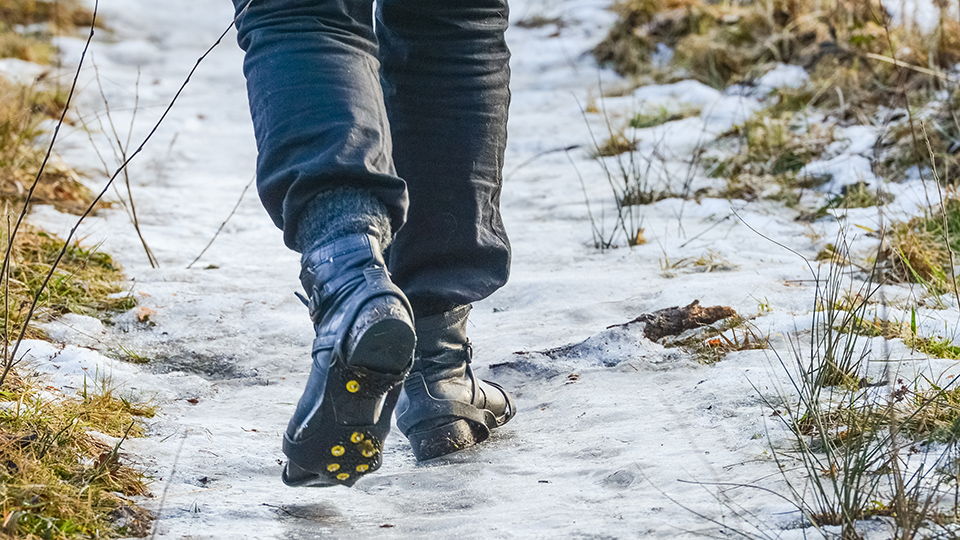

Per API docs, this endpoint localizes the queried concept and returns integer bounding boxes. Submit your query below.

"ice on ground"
[17,0,960,537]
[39,313,107,348]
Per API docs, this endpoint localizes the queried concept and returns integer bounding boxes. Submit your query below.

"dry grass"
[0,0,97,64]
[0,377,154,539]
[0,0,97,32]
[879,197,960,294]
[0,2,151,537]
[594,0,960,112]
[592,131,637,157]
[0,77,100,216]
[877,90,960,185]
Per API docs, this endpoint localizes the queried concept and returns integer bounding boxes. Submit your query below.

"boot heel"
[346,295,416,375]
[407,419,488,461]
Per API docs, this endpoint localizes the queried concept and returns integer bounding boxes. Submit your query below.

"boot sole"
[406,418,489,461]
[404,379,516,462]
[283,306,415,487]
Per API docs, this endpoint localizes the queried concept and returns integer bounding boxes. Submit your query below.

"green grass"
[804,181,895,221]
[1,227,135,341]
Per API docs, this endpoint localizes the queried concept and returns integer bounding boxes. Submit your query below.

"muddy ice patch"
[496,300,737,376]
[17,338,214,405]
[146,350,259,381]
[37,314,260,381]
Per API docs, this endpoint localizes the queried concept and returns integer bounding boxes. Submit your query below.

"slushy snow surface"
[11,0,958,537]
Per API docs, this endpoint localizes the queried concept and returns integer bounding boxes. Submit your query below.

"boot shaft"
[413,304,472,372]
[299,232,386,322]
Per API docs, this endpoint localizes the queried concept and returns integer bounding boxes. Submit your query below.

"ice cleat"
[396,305,515,461]
[282,233,415,487]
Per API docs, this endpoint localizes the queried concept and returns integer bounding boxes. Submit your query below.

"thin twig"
[0,0,100,303]
[504,144,581,181]
[920,122,960,316]
[93,61,158,268]
[187,174,256,269]
[2,216,8,386]
[731,208,816,280]
[149,431,188,540]
[565,149,603,249]
[863,52,959,83]
[6,3,251,368]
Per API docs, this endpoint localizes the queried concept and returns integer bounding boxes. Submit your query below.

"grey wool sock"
[295,187,392,256]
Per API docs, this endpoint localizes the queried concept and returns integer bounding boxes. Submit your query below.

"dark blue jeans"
[232,0,512,313]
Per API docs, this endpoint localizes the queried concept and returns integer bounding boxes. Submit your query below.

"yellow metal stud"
[351,432,364,443]
[331,445,345,456]
[359,439,377,458]
[346,380,360,393]
[356,464,369,473]
[337,473,350,481]
[327,463,340,472]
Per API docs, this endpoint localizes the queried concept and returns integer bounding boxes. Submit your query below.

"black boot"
[396,305,515,461]
[282,233,416,487]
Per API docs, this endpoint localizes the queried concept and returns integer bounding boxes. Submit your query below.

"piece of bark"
[612,300,737,342]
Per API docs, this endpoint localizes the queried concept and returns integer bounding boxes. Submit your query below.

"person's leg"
[376,0,512,313]
[233,0,416,487]
[376,0,516,460]
[233,0,407,249]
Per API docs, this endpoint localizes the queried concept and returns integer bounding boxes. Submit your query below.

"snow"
[882,0,948,33]
[804,154,880,193]
[755,63,810,94]
[826,125,878,158]
[0,57,48,84]
[12,0,960,537]
[631,80,722,109]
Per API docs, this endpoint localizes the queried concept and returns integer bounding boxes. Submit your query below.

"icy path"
[15,0,940,538]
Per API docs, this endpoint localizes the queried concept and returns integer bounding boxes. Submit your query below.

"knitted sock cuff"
[295,187,392,256]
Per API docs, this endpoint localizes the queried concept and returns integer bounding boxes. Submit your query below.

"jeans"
[232,0,512,311]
